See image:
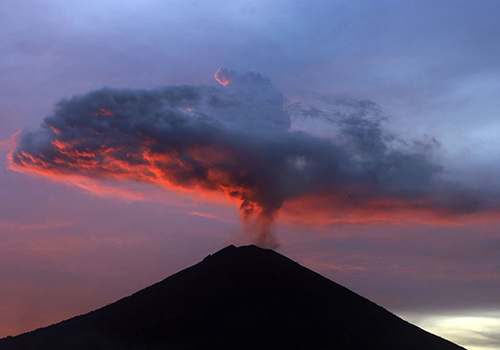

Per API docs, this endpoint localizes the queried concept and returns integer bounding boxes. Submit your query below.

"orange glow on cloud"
[214,75,230,86]
[92,108,115,117]
[10,127,499,235]
[188,211,232,222]
[0,130,21,151]
[281,191,499,227]
[9,139,257,214]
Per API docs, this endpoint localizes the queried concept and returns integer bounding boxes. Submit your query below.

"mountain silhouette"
[0,245,466,349]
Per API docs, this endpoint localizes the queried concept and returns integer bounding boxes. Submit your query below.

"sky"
[1,1,500,349]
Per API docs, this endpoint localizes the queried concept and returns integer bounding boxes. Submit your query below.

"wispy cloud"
[0,220,73,232]
[0,131,20,151]
[189,211,234,223]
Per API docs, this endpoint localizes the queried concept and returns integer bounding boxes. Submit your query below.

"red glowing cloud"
[281,190,498,228]
[9,69,498,246]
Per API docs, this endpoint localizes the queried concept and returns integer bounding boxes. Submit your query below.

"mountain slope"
[0,245,466,349]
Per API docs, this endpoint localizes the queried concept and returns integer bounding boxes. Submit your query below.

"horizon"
[1,1,500,349]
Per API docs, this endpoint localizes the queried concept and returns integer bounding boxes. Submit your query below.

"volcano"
[0,245,465,349]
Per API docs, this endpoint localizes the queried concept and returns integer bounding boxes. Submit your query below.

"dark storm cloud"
[9,69,495,246]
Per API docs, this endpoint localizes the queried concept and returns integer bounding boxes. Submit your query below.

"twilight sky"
[1,1,500,349]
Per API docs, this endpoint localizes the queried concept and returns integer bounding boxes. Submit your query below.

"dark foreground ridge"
[0,245,466,350]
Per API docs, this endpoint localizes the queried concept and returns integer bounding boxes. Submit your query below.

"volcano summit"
[0,245,465,349]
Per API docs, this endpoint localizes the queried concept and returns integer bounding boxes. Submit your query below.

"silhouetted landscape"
[0,245,466,349]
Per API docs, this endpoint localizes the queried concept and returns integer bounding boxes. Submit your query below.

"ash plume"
[9,68,494,247]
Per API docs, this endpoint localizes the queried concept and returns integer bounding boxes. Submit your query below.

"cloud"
[0,220,73,232]
[8,68,498,247]
[401,311,500,350]
[214,67,272,87]
[0,131,20,152]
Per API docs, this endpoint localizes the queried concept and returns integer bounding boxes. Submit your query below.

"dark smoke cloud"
[9,68,494,247]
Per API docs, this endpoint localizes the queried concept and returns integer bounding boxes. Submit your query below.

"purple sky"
[2,1,500,349]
